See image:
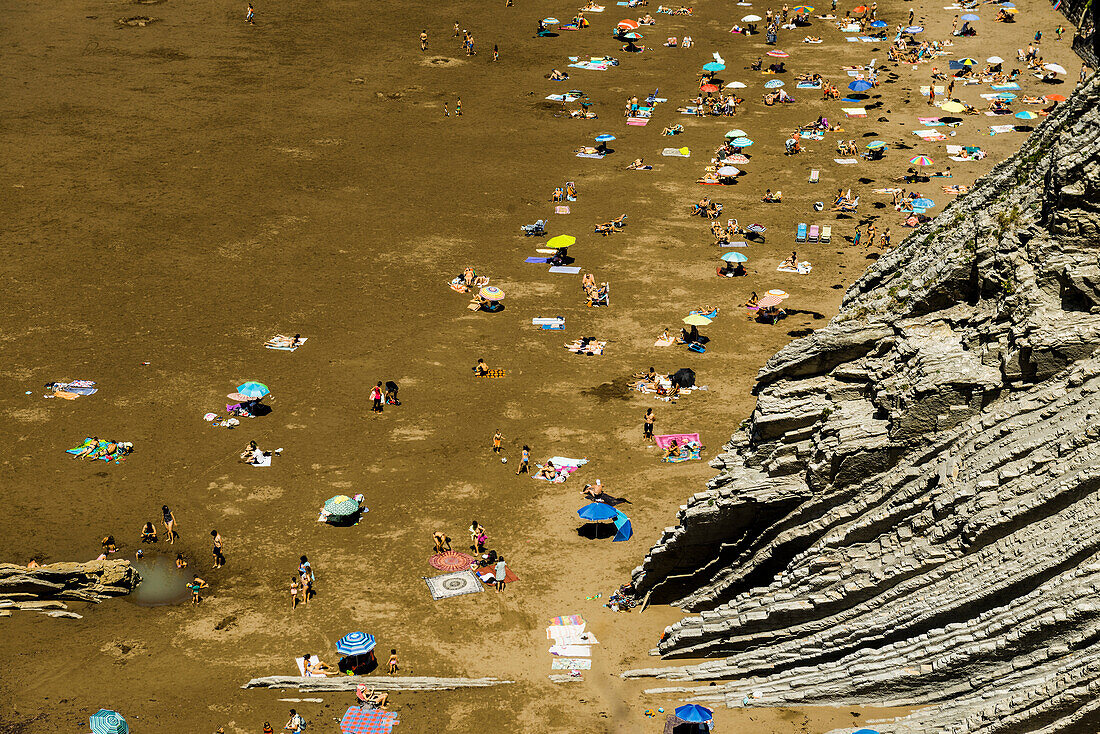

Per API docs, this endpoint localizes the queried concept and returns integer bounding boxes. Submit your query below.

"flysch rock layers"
[624,75,1100,734]
[0,560,139,616]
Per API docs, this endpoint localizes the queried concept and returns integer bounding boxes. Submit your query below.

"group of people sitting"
[691,197,722,218]
[763,88,794,105]
[711,218,746,245]
[551,182,578,201]
[239,440,281,465]
[830,188,859,212]
[450,266,488,293]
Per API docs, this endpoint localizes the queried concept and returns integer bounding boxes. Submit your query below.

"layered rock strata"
[0,561,139,604]
[625,76,1100,734]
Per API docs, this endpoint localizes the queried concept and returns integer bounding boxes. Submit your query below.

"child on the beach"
[188,576,208,605]
[291,576,299,609]
[492,430,504,454]
[516,445,530,474]
[388,648,399,674]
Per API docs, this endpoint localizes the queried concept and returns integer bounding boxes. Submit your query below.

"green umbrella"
[324,495,360,516]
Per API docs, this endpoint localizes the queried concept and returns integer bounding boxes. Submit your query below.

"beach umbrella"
[725,81,748,88]
[912,198,934,208]
[90,710,129,734]
[764,79,784,88]
[870,19,887,27]
[987,55,1004,64]
[996,92,1017,100]
[904,25,923,33]
[730,138,754,148]
[958,57,978,66]
[1044,63,1067,75]
[617,18,639,29]
[941,101,966,113]
[721,251,748,262]
[429,550,475,572]
[725,129,748,138]
[542,17,560,24]
[683,314,712,326]
[547,234,576,248]
[717,166,740,176]
[703,61,726,72]
[622,31,643,40]
[324,495,360,516]
[852,5,868,14]
[1015,110,1038,119]
[848,79,874,91]
[675,704,714,723]
[909,155,934,166]
[793,6,814,12]
[742,14,762,21]
[612,514,633,542]
[336,632,377,656]
[747,223,767,233]
[767,50,789,57]
[479,285,504,301]
[766,288,788,298]
[594,133,616,142]
[724,153,750,164]
[700,83,719,92]
[866,140,887,149]
[851,730,882,734]
[756,294,785,307]
[578,502,619,521]
[1043,93,1066,102]
[236,381,270,398]
[961,13,979,20]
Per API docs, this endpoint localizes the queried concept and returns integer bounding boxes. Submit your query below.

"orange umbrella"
[617,18,639,29]
[1043,94,1066,102]
[852,4,868,12]
[700,83,719,92]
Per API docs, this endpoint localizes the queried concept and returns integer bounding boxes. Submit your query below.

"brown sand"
[0,0,1082,731]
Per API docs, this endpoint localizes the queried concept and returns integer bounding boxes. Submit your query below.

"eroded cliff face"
[625,75,1100,734]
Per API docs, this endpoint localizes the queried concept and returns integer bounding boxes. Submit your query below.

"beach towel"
[858,36,877,41]
[295,656,327,677]
[533,317,565,331]
[548,615,585,628]
[845,36,859,42]
[548,626,598,644]
[654,336,676,347]
[833,158,858,164]
[990,124,1015,134]
[264,335,307,351]
[576,152,606,158]
[252,453,273,467]
[568,61,610,71]
[526,257,551,263]
[841,107,866,117]
[626,117,649,125]
[991,82,1020,91]
[778,261,813,274]
[46,380,98,398]
[477,369,506,378]
[919,86,946,95]
[424,570,484,600]
[65,438,127,463]
[555,206,570,214]
[663,443,705,463]
[655,433,701,449]
[661,147,690,157]
[551,658,593,670]
[549,645,592,657]
[534,464,579,483]
[796,81,822,89]
[474,564,518,585]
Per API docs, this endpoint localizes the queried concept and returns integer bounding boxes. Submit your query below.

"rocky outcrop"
[625,76,1100,734]
[0,561,139,604]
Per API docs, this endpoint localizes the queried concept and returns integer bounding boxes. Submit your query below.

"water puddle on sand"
[128,554,189,606]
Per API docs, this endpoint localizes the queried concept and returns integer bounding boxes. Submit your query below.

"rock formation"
[0,560,139,604]
[625,75,1100,734]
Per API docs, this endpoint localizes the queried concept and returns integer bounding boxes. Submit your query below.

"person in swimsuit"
[644,408,655,438]
[494,556,507,592]
[516,445,530,475]
[492,430,504,454]
[187,575,207,605]
[175,553,187,569]
[211,529,225,568]
[290,576,300,609]
[303,653,333,676]
[473,358,490,376]
[388,648,399,674]
[433,531,450,551]
[162,505,177,544]
[141,522,158,543]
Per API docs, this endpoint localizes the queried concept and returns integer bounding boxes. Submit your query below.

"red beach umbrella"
[617,19,640,29]
[700,83,719,92]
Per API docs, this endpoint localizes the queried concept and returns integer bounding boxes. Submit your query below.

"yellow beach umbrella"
[941,101,966,113]
[682,314,712,326]
[547,234,576,248]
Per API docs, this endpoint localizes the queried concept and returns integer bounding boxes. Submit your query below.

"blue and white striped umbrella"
[336,631,377,656]
[90,710,129,734]
[764,79,785,88]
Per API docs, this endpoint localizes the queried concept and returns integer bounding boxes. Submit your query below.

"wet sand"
[0,0,1083,731]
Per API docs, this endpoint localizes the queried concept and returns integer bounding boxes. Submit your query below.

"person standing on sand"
[882,228,891,248]
[370,382,383,412]
[246,2,255,24]
[290,576,300,609]
[853,226,862,247]
[455,97,462,116]
[516,445,530,474]
[866,224,877,248]
[162,505,177,544]
[644,408,655,439]
[443,102,449,117]
[453,21,460,37]
[494,556,507,593]
[420,30,428,51]
[211,529,225,568]
[388,648,399,674]
[492,429,504,454]
[493,44,499,61]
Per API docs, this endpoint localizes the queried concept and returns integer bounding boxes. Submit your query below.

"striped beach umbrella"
[792,6,814,12]
[957,57,978,66]
[730,137,754,146]
[909,155,934,166]
[336,631,377,656]
[866,140,887,149]
[90,710,129,734]
[479,285,505,301]
[1015,110,1038,119]
[767,50,790,57]
[617,18,639,29]
[904,25,923,33]
[764,79,784,88]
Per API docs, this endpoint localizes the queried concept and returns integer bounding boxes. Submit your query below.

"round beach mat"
[429,550,475,572]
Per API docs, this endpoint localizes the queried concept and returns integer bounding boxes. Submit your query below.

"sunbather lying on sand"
[303,654,334,676]
[550,69,569,80]
[626,158,651,170]
[534,461,557,480]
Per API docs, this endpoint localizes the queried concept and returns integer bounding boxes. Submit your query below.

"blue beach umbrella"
[848,79,874,91]
[866,140,887,149]
[612,514,633,542]
[1015,110,1038,119]
[336,631,377,656]
[912,198,934,208]
[595,133,616,142]
[622,31,643,40]
[851,730,882,734]
[870,19,887,27]
[961,13,979,20]
[996,92,1017,100]
[703,61,726,72]
[730,136,754,146]
[236,381,270,398]
[542,17,560,23]
[721,251,748,262]
[904,25,923,33]
[578,502,619,521]
[90,710,129,734]
[764,79,784,88]
[675,704,714,723]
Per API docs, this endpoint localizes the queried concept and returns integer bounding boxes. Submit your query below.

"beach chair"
[522,219,547,236]
[838,196,860,212]
[809,169,820,183]
[796,223,807,242]
[808,225,820,242]
[821,225,832,243]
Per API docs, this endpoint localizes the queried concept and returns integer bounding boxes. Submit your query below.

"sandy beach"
[0,0,1086,731]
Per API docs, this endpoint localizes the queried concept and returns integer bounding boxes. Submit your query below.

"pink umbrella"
[767,50,790,57]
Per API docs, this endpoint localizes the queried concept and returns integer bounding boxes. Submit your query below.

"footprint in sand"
[117,16,159,26]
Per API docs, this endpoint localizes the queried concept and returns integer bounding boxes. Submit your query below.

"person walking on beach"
[492,429,504,454]
[246,2,255,24]
[388,648,399,674]
[420,30,428,51]
[516,445,530,474]
[455,97,462,116]
[283,709,305,733]
[881,228,891,248]
[211,530,225,568]
[866,224,877,248]
[188,575,208,605]
[453,21,460,37]
[908,7,914,25]
[370,382,384,412]
[853,226,862,247]
[443,102,449,117]
[643,408,655,439]
[493,44,499,61]
[162,505,177,544]
[469,520,485,552]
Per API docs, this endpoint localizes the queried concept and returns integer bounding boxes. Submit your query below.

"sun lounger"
[295,656,327,677]
[821,225,832,243]
[808,224,819,242]
[796,223,807,241]
[522,219,547,236]
[809,169,819,183]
